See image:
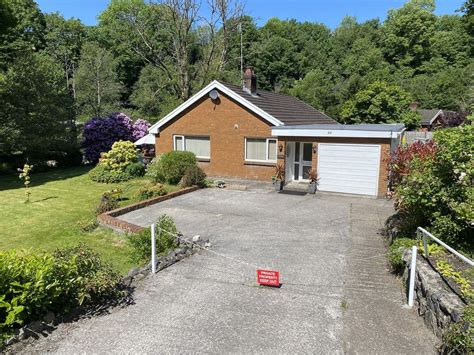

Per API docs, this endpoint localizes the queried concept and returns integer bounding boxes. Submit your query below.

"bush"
[82,113,150,164]
[136,182,167,201]
[127,215,178,264]
[124,162,145,177]
[181,165,207,187]
[0,244,120,343]
[100,141,139,172]
[89,142,144,183]
[388,238,418,274]
[95,191,120,214]
[146,151,197,184]
[89,164,132,183]
[392,126,474,252]
[441,303,474,354]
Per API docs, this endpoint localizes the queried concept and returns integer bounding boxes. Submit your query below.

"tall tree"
[44,13,86,99]
[0,51,76,162]
[382,0,436,70]
[340,81,421,129]
[75,43,123,117]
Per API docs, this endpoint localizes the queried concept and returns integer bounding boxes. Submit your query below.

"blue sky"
[37,0,464,29]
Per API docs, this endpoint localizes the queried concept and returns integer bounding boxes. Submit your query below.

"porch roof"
[271,123,405,139]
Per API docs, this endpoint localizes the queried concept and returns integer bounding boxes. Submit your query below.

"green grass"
[0,166,179,274]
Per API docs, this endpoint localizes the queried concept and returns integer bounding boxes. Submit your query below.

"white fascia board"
[149,80,283,134]
[429,110,443,125]
[271,128,400,139]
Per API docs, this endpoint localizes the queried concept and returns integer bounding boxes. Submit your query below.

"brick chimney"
[409,102,419,111]
[243,66,257,95]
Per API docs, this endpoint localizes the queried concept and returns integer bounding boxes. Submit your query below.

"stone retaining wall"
[402,249,466,338]
[97,186,199,233]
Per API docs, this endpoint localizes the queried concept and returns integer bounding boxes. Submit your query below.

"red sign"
[257,269,280,287]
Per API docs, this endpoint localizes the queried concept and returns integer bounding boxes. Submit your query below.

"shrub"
[146,151,197,184]
[127,215,178,264]
[392,126,474,252]
[441,303,474,354]
[388,140,437,189]
[82,113,134,164]
[132,119,151,141]
[95,191,120,215]
[89,164,132,183]
[124,162,145,177]
[0,244,120,343]
[82,113,150,164]
[181,165,207,188]
[388,238,418,274]
[136,182,167,201]
[100,141,139,172]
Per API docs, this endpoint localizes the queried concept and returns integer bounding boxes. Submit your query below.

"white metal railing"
[417,227,474,266]
[406,227,474,308]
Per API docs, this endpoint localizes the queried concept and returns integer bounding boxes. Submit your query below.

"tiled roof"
[418,109,442,125]
[221,81,337,126]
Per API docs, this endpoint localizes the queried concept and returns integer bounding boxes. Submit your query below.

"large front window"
[173,135,210,160]
[245,138,277,162]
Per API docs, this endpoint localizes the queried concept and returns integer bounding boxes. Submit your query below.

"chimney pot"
[243,66,257,95]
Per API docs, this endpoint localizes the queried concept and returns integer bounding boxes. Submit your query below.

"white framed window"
[245,138,277,163]
[173,135,210,160]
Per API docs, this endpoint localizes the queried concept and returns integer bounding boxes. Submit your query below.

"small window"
[174,135,210,159]
[245,138,277,162]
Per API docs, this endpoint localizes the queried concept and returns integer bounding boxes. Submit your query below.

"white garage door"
[317,143,381,196]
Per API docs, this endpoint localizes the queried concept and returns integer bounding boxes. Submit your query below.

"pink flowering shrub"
[132,119,151,141]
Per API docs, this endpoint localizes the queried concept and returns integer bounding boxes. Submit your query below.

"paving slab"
[15,188,438,354]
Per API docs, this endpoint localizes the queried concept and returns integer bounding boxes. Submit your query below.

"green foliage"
[341,81,421,129]
[0,244,120,343]
[95,190,120,215]
[436,259,473,300]
[441,303,474,354]
[100,141,138,173]
[0,51,78,163]
[136,182,167,201]
[180,165,207,188]
[388,237,418,274]
[76,42,122,117]
[394,126,474,252]
[89,141,144,183]
[146,151,197,185]
[127,215,178,264]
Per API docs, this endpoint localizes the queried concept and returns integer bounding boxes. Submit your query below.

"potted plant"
[306,168,318,194]
[272,163,285,191]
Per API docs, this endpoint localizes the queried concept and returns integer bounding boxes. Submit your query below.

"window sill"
[244,161,276,167]
[197,158,210,163]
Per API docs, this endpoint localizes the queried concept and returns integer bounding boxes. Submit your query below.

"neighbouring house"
[409,102,466,131]
[149,67,404,197]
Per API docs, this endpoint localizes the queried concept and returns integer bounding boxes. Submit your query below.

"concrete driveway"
[18,188,437,354]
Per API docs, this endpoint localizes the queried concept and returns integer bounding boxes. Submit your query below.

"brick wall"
[155,91,275,180]
[155,91,391,197]
[277,136,391,197]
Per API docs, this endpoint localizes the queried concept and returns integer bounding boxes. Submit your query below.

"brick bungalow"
[148,68,404,197]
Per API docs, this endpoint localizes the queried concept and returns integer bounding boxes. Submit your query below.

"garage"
[271,123,405,197]
[317,143,381,196]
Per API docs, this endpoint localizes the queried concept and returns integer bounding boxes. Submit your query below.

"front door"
[286,142,312,182]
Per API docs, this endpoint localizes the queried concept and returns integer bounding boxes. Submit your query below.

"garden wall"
[402,249,466,338]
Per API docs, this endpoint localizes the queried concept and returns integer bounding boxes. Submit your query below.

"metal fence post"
[151,223,156,274]
[407,246,417,308]
[422,235,428,258]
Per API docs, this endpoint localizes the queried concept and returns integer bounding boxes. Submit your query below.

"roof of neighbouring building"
[418,109,443,126]
[220,81,337,125]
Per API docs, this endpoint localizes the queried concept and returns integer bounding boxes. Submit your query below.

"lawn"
[0,166,178,274]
